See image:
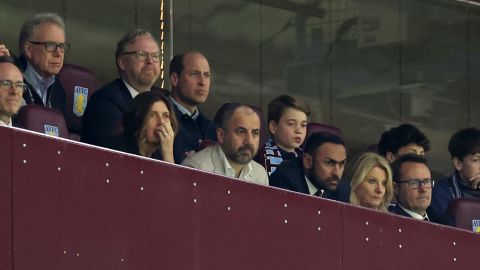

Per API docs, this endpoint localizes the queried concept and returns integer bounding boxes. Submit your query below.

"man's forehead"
[0,63,22,78]
[316,143,346,158]
[229,110,260,129]
[401,162,431,178]
[183,53,209,70]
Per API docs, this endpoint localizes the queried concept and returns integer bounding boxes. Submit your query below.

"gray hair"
[18,12,66,55]
[115,28,156,75]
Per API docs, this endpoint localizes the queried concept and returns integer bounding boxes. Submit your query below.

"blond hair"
[349,152,393,212]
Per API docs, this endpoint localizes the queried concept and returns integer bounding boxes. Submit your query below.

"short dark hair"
[115,29,156,75]
[448,127,480,160]
[377,123,430,156]
[304,131,346,157]
[214,103,259,130]
[267,95,310,123]
[0,55,15,64]
[123,91,178,137]
[391,153,429,182]
[169,51,203,77]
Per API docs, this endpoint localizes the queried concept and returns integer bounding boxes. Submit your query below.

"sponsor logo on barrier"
[73,86,88,117]
[473,219,480,233]
[44,125,59,137]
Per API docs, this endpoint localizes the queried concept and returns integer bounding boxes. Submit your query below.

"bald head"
[217,105,261,166]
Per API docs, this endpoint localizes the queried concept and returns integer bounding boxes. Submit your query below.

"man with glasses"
[18,12,68,115]
[389,154,433,221]
[82,29,160,146]
[428,127,480,225]
[0,56,25,126]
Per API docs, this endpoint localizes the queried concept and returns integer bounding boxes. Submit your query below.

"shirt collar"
[23,62,56,104]
[169,95,199,119]
[217,145,253,179]
[123,80,142,98]
[305,176,319,196]
[0,118,12,126]
[398,204,429,221]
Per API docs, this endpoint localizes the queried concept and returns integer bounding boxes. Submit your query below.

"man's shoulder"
[433,174,454,196]
[95,79,126,96]
[181,145,217,169]
[388,204,410,217]
[269,158,303,183]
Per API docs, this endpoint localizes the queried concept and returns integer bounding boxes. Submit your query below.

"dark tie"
[314,189,324,197]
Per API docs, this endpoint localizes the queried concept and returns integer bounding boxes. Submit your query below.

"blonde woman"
[349,152,393,212]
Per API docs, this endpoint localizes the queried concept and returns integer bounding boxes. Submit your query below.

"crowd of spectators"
[1,12,479,229]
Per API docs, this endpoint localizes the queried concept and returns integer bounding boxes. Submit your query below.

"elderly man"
[389,154,433,221]
[82,28,160,145]
[428,127,480,225]
[182,103,268,185]
[18,12,68,115]
[168,51,216,163]
[269,132,347,200]
[0,56,24,126]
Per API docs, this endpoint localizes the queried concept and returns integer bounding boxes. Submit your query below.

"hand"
[468,175,480,190]
[0,44,10,56]
[156,123,175,163]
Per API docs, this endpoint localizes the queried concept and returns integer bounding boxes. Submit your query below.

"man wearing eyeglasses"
[81,29,160,145]
[168,51,217,163]
[18,12,68,115]
[428,127,480,225]
[0,56,25,126]
[389,154,433,221]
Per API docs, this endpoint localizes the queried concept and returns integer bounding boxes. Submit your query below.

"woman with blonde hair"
[349,152,393,212]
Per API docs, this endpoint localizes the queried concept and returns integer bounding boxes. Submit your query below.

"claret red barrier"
[1,126,479,270]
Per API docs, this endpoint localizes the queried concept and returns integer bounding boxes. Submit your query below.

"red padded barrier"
[0,127,12,270]
[0,127,479,269]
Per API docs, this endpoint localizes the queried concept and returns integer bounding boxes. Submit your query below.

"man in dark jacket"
[389,154,432,221]
[18,12,68,115]
[168,51,216,163]
[428,127,480,225]
[82,29,160,145]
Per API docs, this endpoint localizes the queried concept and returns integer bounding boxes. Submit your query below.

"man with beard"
[269,132,347,200]
[168,51,217,163]
[82,29,160,146]
[182,103,268,185]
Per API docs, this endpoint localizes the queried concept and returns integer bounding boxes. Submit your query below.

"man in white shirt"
[82,29,161,145]
[389,154,433,221]
[182,103,268,186]
[0,56,24,126]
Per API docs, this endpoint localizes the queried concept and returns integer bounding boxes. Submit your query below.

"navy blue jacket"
[81,79,132,146]
[269,157,343,201]
[172,104,216,163]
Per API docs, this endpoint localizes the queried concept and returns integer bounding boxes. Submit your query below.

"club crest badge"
[473,219,480,233]
[73,86,88,117]
[44,125,59,137]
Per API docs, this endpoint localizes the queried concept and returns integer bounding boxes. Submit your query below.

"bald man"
[182,103,268,185]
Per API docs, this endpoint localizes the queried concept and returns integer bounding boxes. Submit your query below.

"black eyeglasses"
[396,179,434,189]
[29,41,71,53]
[123,50,160,63]
[0,80,26,92]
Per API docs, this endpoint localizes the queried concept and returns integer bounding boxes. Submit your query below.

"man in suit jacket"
[168,51,216,163]
[269,132,347,200]
[82,29,160,145]
[182,104,268,186]
[389,154,432,221]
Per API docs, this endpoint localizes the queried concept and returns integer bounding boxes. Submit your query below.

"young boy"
[256,95,310,176]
